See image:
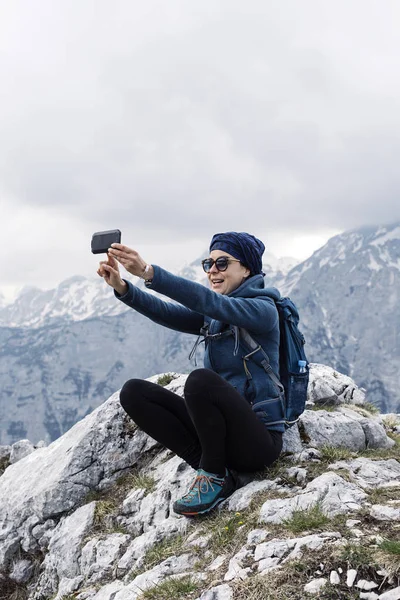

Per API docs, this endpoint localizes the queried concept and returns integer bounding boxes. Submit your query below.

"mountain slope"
[280,223,400,413]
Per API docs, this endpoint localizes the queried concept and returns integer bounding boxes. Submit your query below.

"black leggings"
[119,368,282,476]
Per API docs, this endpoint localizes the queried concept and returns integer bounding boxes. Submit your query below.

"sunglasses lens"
[215,258,229,271]
[202,259,213,272]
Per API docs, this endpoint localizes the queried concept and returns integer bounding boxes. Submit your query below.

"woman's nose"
[209,262,219,273]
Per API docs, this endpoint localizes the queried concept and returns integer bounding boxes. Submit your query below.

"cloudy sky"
[1,0,400,299]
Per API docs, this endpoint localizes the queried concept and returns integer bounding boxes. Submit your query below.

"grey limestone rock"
[304,578,327,594]
[197,584,233,600]
[370,505,400,521]
[224,546,253,581]
[9,439,35,464]
[347,569,358,587]
[329,458,400,489]
[259,472,367,523]
[379,587,400,600]
[9,558,35,583]
[0,391,157,571]
[308,363,366,406]
[299,408,393,451]
[80,533,131,583]
[282,424,303,454]
[224,478,285,512]
[254,532,341,565]
[34,503,96,598]
[114,554,196,600]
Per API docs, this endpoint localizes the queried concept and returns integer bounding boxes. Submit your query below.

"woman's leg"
[119,378,202,470]
[184,368,282,475]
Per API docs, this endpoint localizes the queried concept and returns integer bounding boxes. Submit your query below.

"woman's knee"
[184,368,218,395]
[119,378,146,410]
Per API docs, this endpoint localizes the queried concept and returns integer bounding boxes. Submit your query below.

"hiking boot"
[173,468,236,516]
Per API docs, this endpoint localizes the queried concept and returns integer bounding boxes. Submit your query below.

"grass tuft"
[339,542,377,569]
[156,373,176,387]
[379,538,400,556]
[139,535,186,572]
[362,401,380,414]
[282,503,330,533]
[0,456,10,477]
[319,445,354,463]
[138,576,199,600]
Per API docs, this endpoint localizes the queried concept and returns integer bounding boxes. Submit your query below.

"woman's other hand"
[97,254,128,295]
[108,243,154,280]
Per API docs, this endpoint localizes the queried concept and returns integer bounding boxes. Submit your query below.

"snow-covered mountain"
[1,230,399,446]
[279,223,400,413]
[0,276,128,328]
[0,252,298,330]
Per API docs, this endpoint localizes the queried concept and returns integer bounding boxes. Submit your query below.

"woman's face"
[207,250,250,295]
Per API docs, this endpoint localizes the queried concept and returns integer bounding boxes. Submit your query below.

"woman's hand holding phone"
[97,254,128,295]
[108,243,154,280]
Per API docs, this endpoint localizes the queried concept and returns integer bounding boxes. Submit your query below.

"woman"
[98,232,283,517]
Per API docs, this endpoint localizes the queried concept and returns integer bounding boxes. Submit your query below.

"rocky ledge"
[0,364,399,600]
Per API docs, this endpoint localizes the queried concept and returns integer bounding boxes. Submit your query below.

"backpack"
[238,296,309,429]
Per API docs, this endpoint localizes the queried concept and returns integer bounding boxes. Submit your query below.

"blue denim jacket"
[115,266,284,432]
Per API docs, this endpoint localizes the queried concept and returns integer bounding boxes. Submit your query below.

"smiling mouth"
[211,279,224,284]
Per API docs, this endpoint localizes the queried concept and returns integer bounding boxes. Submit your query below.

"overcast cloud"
[1,0,400,295]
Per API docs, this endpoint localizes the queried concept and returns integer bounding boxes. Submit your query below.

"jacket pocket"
[252,394,285,426]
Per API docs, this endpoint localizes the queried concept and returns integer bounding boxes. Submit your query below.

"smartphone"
[91,229,121,254]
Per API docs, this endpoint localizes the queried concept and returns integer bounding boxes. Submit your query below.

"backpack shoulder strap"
[238,327,284,395]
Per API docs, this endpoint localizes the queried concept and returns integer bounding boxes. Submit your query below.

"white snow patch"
[367,254,382,272]
[370,226,400,246]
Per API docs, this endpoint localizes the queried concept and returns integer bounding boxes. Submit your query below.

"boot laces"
[182,473,223,504]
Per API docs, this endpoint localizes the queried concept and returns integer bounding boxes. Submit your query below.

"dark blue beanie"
[209,232,265,275]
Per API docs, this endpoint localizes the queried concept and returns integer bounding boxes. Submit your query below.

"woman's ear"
[243,266,251,279]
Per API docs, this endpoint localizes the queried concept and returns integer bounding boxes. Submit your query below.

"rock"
[114,554,196,600]
[347,569,358,587]
[282,425,303,454]
[34,502,96,598]
[308,364,366,405]
[9,558,34,583]
[346,519,361,527]
[225,479,284,512]
[54,576,84,600]
[206,555,228,572]
[299,411,363,451]
[360,593,379,600]
[370,505,400,521]
[118,516,188,575]
[293,447,322,462]
[259,472,367,523]
[121,488,146,515]
[303,578,327,594]
[197,584,233,600]
[247,529,269,545]
[224,546,252,581]
[330,570,340,584]
[356,579,379,590]
[187,534,212,548]
[258,557,281,573]
[0,391,160,571]
[329,458,400,490]
[285,466,307,484]
[81,533,131,583]
[90,581,125,600]
[379,587,400,600]
[9,439,35,464]
[254,532,341,564]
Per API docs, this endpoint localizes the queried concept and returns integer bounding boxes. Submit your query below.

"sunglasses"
[201,257,241,273]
